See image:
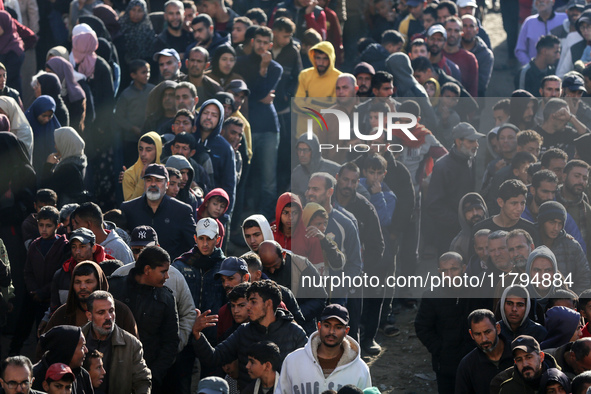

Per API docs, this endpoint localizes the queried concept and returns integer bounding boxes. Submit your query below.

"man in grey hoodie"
[526,246,564,310]
[450,192,488,263]
[498,284,547,344]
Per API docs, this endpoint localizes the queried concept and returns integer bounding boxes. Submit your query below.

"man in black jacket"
[108,246,179,394]
[1,356,44,394]
[191,280,307,390]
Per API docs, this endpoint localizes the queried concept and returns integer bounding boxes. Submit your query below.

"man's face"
[171,142,193,159]
[144,261,170,287]
[459,5,476,16]
[164,4,183,30]
[162,88,176,111]
[260,250,282,274]
[313,51,330,75]
[423,13,436,30]
[71,240,94,263]
[493,109,509,126]
[413,69,432,85]
[356,73,372,94]
[232,22,248,44]
[246,356,266,379]
[474,234,489,262]
[457,138,479,158]
[228,90,247,110]
[547,158,567,184]
[167,175,180,197]
[230,297,249,323]
[373,82,394,98]
[318,318,349,348]
[513,162,532,185]
[73,274,98,304]
[521,141,541,158]
[504,296,527,327]
[186,50,208,78]
[408,3,424,19]
[533,180,558,207]
[409,44,428,59]
[222,124,243,149]
[535,0,554,14]
[0,364,32,394]
[428,33,446,55]
[138,141,156,166]
[273,29,292,48]
[253,34,272,56]
[191,22,212,46]
[44,379,73,394]
[196,234,218,255]
[514,349,544,381]
[200,104,220,132]
[144,176,168,201]
[540,80,562,98]
[158,55,180,81]
[437,7,451,23]
[305,176,331,206]
[470,319,500,353]
[88,358,106,389]
[507,234,532,269]
[175,87,197,111]
[70,334,88,369]
[499,195,526,221]
[542,219,563,239]
[222,273,244,294]
[89,298,115,337]
[247,292,268,323]
[565,166,589,197]
[335,78,357,104]
[567,7,582,25]
[543,44,561,65]
[498,128,517,155]
[530,257,555,289]
[336,168,360,199]
[464,206,485,226]
[445,21,462,47]
[438,259,465,278]
[179,168,190,188]
[244,226,264,251]
[545,382,567,394]
[488,237,513,272]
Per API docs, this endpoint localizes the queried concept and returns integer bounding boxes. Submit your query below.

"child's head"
[222,359,239,379]
[246,341,281,380]
[83,350,106,390]
[129,59,150,85]
[424,80,437,97]
[309,209,328,233]
[38,206,60,239]
[381,29,405,53]
[204,193,229,219]
[171,132,197,159]
[166,167,182,198]
[228,281,250,324]
[368,101,390,129]
[409,38,428,60]
[279,202,300,232]
[493,99,511,126]
[172,109,196,135]
[231,16,253,45]
[35,188,58,212]
[440,82,460,107]
[363,153,388,184]
[42,363,75,394]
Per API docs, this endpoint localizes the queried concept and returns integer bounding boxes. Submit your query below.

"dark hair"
[381,29,405,46]
[368,101,390,114]
[444,15,462,27]
[440,82,460,96]
[246,280,282,311]
[82,349,103,372]
[245,8,267,25]
[244,25,259,43]
[273,17,295,33]
[540,75,562,90]
[36,188,58,205]
[242,220,261,230]
[546,289,578,310]
[542,98,568,122]
[493,98,510,114]
[73,202,103,227]
[363,153,388,172]
[497,179,528,201]
[302,28,322,46]
[129,59,149,74]
[38,205,60,226]
[253,25,273,41]
[517,129,543,147]
[135,245,170,273]
[541,148,568,168]
[247,341,281,371]
[410,38,427,51]
[233,16,253,28]
[103,209,127,231]
[531,169,558,189]
[223,116,244,129]
[411,56,433,73]
[228,282,250,302]
[174,108,195,123]
[436,0,458,16]
[467,308,496,327]
[188,46,209,62]
[273,7,291,19]
[564,159,590,176]
[536,34,560,53]
[241,251,262,272]
[398,100,421,117]
[173,132,197,150]
[73,263,100,280]
[424,3,438,19]
[176,81,197,98]
[86,290,114,312]
[371,71,393,91]
[510,151,537,171]
[571,370,591,394]
[139,135,157,146]
[310,172,336,190]
[209,195,228,205]
[1,356,33,380]
[507,229,533,246]
[59,204,79,224]
[571,338,591,362]
[192,13,212,28]
[167,166,182,179]
[338,162,360,177]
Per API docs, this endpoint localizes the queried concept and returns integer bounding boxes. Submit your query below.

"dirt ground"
[366,8,513,393]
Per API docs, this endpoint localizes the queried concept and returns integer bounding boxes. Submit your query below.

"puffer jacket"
[193,308,307,389]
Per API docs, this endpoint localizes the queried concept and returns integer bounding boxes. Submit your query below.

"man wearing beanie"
[537,200,591,294]
[353,62,375,99]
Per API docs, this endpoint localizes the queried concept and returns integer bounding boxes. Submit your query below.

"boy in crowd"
[360,154,397,230]
[82,350,106,392]
[197,188,230,247]
[22,189,58,250]
[243,341,281,394]
[42,363,76,394]
[166,167,182,199]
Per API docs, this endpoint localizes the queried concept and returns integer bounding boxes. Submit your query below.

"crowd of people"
[3,0,591,392]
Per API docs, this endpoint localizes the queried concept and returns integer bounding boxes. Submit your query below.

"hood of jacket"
[540,367,571,393]
[145,80,178,118]
[359,43,388,71]
[275,192,303,232]
[385,52,428,97]
[500,284,532,330]
[65,261,109,316]
[132,131,163,170]
[197,188,230,218]
[308,41,337,76]
[242,214,274,251]
[457,192,489,233]
[166,154,194,193]
[296,132,323,171]
[541,306,581,349]
[302,202,326,227]
[304,331,361,371]
[195,98,225,144]
[526,246,559,300]
[39,325,83,366]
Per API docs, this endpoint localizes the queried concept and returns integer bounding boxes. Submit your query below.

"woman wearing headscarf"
[26,95,61,175]
[0,11,25,94]
[46,56,91,134]
[205,45,243,88]
[41,126,87,206]
[0,95,32,159]
[31,71,69,126]
[93,4,120,39]
[46,45,69,62]
[118,0,155,63]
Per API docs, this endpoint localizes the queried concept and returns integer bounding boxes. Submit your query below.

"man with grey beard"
[455,309,514,394]
[121,164,197,259]
[507,230,535,272]
[82,291,151,394]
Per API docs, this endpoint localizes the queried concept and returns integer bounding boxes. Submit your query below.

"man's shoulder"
[121,195,144,208]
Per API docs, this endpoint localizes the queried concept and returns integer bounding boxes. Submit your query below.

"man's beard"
[513,257,528,270]
[93,320,114,337]
[479,334,499,353]
[468,214,484,226]
[146,189,163,201]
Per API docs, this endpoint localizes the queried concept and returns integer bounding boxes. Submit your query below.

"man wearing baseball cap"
[426,24,462,82]
[121,163,197,260]
[153,48,185,82]
[276,304,371,393]
[197,376,229,394]
[424,122,484,255]
[173,217,225,342]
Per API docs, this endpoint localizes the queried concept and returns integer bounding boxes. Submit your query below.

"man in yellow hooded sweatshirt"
[122,131,163,201]
[296,41,342,98]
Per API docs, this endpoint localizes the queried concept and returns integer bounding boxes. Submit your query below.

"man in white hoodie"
[275,304,371,393]
[242,214,274,252]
